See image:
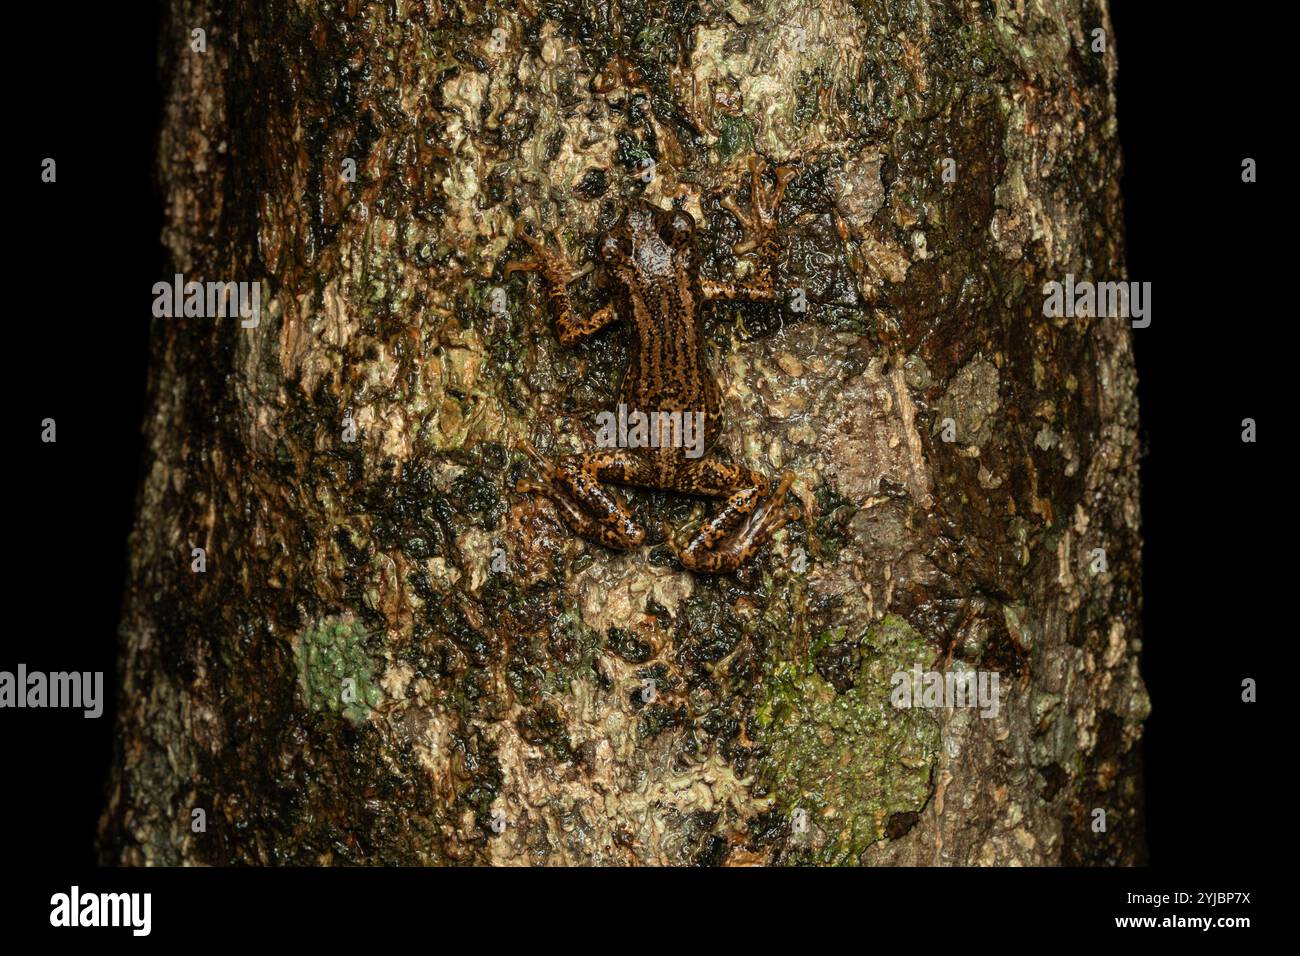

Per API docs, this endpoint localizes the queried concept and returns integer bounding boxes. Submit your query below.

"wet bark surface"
[101,0,1148,865]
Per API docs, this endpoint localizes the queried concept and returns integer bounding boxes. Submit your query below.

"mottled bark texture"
[101,0,1148,865]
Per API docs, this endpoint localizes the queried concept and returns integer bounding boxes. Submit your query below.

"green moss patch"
[294,615,384,724]
[755,615,939,863]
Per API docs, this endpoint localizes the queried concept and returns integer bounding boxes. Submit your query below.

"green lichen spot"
[294,615,384,724]
[716,115,754,161]
[756,615,940,864]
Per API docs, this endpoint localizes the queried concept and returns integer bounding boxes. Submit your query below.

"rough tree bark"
[101,0,1149,865]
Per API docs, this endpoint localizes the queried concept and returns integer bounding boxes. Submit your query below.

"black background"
[4,0,1273,891]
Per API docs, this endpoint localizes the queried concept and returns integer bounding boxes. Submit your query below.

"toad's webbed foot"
[676,463,800,574]
[515,440,647,550]
[505,220,588,287]
[721,155,796,251]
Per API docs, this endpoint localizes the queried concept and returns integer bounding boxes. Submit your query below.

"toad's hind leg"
[675,459,799,573]
[516,441,649,550]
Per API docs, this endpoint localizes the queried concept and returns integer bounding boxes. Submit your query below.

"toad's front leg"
[701,155,797,304]
[515,441,649,550]
[674,458,799,573]
[506,222,618,345]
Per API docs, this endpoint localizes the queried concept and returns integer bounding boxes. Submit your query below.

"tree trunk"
[101,0,1148,866]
